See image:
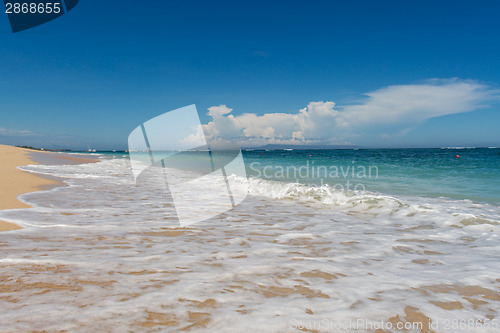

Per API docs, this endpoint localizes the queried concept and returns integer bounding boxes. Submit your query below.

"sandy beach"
[0,145,59,231]
[0,146,498,331]
[0,144,97,232]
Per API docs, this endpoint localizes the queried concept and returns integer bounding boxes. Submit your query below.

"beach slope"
[0,144,60,231]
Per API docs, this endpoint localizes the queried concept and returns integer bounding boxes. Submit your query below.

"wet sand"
[0,146,498,331]
[0,144,98,231]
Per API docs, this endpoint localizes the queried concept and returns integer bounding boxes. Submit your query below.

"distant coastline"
[14,144,499,153]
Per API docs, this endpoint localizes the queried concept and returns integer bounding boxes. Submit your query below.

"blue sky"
[1,0,499,149]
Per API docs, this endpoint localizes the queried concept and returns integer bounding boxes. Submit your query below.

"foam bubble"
[0,158,498,331]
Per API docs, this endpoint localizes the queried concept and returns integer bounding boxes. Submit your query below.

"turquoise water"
[72,148,500,205]
[2,147,497,330]
[243,148,500,205]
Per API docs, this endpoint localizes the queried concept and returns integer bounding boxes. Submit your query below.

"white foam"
[0,158,498,332]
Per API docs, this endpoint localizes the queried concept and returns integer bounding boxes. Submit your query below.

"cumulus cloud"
[201,79,499,146]
[203,105,301,145]
[203,103,343,146]
[179,124,206,146]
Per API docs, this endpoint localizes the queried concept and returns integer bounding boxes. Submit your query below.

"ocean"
[243,148,500,204]
[0,148,499,331]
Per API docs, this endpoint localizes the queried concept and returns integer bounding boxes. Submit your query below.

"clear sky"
[1,0,499,150]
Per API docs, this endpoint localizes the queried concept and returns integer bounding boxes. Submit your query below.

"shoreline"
[0,145,498,330]
[0,144,98,232]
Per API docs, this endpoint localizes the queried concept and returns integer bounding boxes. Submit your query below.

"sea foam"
[0,157,498,332]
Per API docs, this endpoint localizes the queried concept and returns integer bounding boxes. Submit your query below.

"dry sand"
[0,144,97,232]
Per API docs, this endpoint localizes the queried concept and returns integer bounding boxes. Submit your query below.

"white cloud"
[202,79,499,146]
[203,105,300,144]
[296,101,338,139]
[208,105,233,117]
[179,124,206,146]
[0,127,37,137]
[336,79,498,128]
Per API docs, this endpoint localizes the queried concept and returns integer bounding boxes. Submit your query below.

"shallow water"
[0,154,499,332]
